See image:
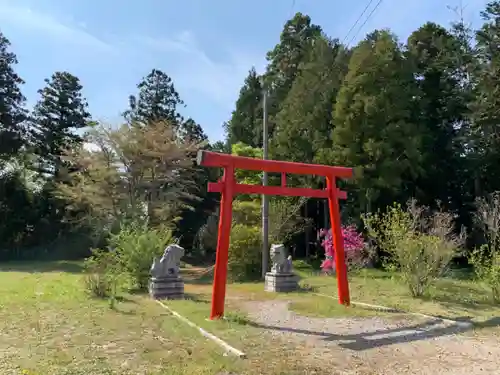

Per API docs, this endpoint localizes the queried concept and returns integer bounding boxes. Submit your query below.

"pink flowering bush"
[318,225,366,273]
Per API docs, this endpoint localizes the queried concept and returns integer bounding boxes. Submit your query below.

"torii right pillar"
[326,175,350,305]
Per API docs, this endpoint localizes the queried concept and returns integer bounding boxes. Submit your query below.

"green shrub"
[83,248,120,299]
[363,200,464,297]
[228,224,262,281]
[110,223,176,290]
[471,193,500,303]
[470,245,500,303]
[232,200,261,226]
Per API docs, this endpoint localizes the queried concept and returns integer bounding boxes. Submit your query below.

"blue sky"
[0,0,488,142]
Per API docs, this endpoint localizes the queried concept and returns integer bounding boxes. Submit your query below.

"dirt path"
[242,300,500,375]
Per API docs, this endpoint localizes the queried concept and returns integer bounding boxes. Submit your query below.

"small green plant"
[83,248,120,301]
[110,222,176,290]
[363,199,464,297]
[227,224,262,281]
[224,311,251,325]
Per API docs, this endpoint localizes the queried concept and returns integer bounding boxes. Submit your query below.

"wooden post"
[210,165,235,319]
[326,175,350,306]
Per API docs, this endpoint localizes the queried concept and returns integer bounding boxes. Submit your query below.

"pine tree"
[0,31,27,160]
[31,71,92,176]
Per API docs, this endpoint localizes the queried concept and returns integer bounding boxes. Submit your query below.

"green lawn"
[0,261,331,375]
[1,260,499,375]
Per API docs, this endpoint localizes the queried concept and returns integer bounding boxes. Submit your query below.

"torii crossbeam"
[197,150,353,320]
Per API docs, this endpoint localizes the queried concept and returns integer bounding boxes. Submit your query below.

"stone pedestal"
[149,276,184,300]
[264,272,299,293]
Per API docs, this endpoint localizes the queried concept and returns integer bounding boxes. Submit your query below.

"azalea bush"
[318,225,367,273]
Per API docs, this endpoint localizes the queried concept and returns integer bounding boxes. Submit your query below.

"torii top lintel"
[196,150,353,179]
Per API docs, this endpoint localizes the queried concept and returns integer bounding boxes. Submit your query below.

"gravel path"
[242,300,500,375]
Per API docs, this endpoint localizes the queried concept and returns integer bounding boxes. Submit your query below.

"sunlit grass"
[0,261,333,375]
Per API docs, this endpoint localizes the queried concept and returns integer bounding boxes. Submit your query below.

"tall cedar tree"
[264,13,322,138]
[470,1,500,194]
[125,69,184,126]
[272,36,347,165]
[225,68,263,148]
[226,13,322,148]
[332,30,424,214]
[125,68,206,144]
[406,22,469,212]
[0,31,27,160]
[31,71,92,177]
[265,13,322,104]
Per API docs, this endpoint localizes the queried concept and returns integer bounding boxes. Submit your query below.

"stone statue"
[150,244,185,278]
[270,244,293,274]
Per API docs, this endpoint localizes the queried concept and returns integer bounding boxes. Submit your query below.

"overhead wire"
[289,0,296,18]
[341,0,376,45]
[347,0,384,47]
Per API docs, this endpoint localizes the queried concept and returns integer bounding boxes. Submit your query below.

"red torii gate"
[197,150,353,320]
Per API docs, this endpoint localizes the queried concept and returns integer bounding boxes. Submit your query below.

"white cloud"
[137,31,266,108]
[0,0,114,53]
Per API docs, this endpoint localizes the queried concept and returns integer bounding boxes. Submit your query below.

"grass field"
[0,260,499,375]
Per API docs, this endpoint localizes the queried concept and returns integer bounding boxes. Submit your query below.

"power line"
[341,0,375,45]
[289,0,296,18]
[347,0,384,47]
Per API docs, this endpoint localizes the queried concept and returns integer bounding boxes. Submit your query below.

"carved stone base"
[264,272,299,293]
[149,276,184,300]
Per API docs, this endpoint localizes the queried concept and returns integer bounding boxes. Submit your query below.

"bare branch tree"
[56,120,203,232]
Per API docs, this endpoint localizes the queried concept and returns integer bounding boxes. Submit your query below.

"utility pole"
[262,87,269,279]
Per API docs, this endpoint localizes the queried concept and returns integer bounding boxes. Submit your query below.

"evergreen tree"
[225,68,263,148]
[406,22,470,211]
[125,69,184,126]
[31,71,92,176]
[272,36,347,165]
[180,118,207,143]
[469,1,500,194]
[265,13,322,106]
[331,30,424,214]
[0,31,27,160]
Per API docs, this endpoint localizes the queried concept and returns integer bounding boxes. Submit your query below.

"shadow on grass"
[420,292,497,313]
[417,278,500,313]
[184,274,213,285]
[111,305,137,315]
[246,315,500,351]
[128,288,149,295]
[0,260,84,274]
[115,295,138,304]
[444,267,475,281]
[184,293,211,304]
